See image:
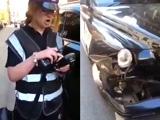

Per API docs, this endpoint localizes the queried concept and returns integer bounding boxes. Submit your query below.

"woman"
[5,0,69,120]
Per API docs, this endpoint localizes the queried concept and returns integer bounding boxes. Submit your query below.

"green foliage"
[0,9,9,23]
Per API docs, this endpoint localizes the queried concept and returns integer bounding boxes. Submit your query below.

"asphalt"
[80,44,116,120]
[0,26,16,111]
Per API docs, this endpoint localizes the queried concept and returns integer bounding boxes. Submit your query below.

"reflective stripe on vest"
[8,33,26,61]
[15,85,63,102]
[22,72,59,82]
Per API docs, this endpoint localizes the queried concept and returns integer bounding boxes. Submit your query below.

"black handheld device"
[39,43,76,68]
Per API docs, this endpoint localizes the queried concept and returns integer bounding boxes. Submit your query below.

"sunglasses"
[40,8,55,14]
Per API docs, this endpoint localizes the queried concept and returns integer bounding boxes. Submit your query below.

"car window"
[91,0,160,6]
[58,11,80,42]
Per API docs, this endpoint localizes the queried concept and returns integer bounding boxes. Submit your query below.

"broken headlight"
[117,49,132,68]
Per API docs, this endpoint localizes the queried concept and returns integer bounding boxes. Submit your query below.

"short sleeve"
[5,47,22,67]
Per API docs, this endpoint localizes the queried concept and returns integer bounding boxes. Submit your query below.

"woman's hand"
[56,53,70,72]
[35,47,58,64]
[56,64,70,72]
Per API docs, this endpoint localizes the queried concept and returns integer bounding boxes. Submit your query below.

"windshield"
[92,0,160,6]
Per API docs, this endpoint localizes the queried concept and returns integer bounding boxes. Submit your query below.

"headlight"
[117,49,132,68]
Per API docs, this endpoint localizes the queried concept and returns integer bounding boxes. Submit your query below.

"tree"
[0,9,9,23]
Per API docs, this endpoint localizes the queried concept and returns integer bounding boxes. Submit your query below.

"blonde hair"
[25,1,40,25]
[51,11,60,32]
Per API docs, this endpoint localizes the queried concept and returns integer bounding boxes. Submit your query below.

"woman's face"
[33,8,54,28]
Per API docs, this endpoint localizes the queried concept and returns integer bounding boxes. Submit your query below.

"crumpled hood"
[94,4,160,52]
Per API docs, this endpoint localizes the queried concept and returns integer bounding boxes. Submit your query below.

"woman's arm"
[7,47,58,82]
[7,55,35,82]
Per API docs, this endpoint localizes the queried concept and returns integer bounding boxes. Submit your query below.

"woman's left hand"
[56,53,70,72]
[56,64,70,72]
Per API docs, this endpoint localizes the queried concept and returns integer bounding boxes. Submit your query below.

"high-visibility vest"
[7,29,63,120]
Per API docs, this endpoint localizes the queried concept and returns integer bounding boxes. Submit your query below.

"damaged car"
[81,0,160,118]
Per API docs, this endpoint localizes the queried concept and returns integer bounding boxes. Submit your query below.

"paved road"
[80,44,116,120]
[0,27,16,111]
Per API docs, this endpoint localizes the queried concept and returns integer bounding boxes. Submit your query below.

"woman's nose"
[46,13,53,18]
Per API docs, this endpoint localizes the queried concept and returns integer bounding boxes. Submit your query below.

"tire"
[14,24,17,28]
[0,25,3,30]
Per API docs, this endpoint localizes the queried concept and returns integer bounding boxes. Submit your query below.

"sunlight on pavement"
[115,113,125,120]
[0,27,16,111]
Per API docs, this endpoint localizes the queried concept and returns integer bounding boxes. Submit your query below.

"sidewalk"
[0,27,16,111]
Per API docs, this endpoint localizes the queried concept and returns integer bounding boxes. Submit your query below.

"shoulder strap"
[14,29,41,57]
[6,38,23,61]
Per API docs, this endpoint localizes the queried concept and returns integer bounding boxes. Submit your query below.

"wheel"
[14,24,17,28]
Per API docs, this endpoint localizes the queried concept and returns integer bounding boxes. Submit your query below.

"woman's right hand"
[35,47,58,64]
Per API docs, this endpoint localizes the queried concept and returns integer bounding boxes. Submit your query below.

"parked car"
[0,21,7,28]
[58,1,80,120]
[20,20,25,28]
[0,21,4,29]
[0,24,3,30]
[81,0,160,118]
[3,23,7,27]
[14,22,17,28]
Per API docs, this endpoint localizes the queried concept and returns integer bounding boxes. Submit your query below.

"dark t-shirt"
[5,25,51,67]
